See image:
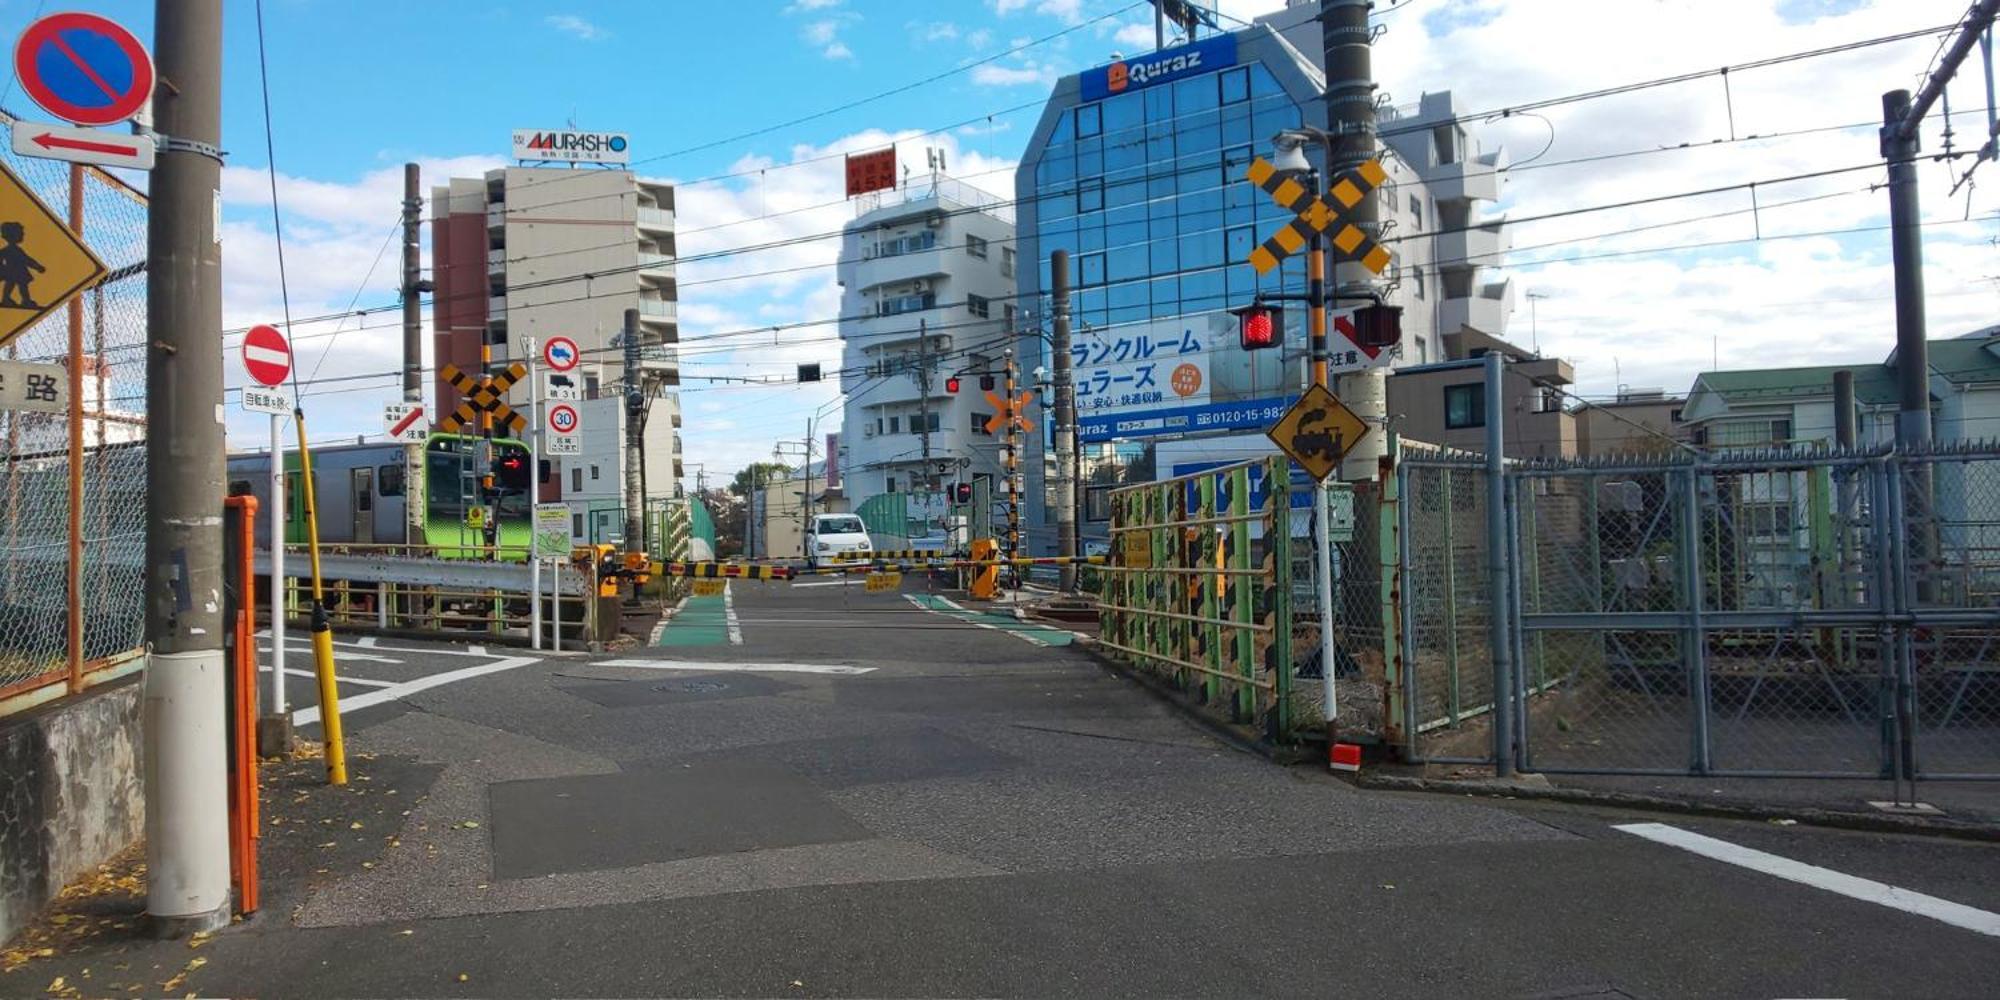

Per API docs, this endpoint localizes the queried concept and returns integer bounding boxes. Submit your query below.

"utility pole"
[621,308,644,561]
[1324,0,1387,482]
[143,0,231,935]
[401,163,425,546]
[1051,249,1079,592]
[1003,345,1021,586]
[916,318,932,493]
[803,419,817,555]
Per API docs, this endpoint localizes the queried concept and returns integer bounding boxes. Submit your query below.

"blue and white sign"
[1080,34,1238,102]
[1072,316,1214,426]
[1079,393,1297,443]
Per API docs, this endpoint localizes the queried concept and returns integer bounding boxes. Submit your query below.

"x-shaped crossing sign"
[1243,157,1393,277]
[984,389,1036,434]
[439,362,528,434]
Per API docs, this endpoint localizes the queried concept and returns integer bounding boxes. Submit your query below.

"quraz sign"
[1080,34,1237,101]
[512,129,631,164]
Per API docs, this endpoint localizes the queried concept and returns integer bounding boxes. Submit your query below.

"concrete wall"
[1578,399,1685,456]
[1388,357,1577,459]
[0,677,143,945]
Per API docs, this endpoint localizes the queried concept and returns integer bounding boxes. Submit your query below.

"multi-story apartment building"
[431,165,683,516]
[1011,6,1513,551]
[835,172,1017,502]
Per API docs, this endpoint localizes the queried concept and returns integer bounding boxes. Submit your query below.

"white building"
[835,171,1017,502]
[431,165,682,507]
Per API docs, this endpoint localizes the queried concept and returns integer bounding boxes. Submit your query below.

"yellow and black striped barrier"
[791,555,1106,577]
[651,561,797,581]
[826,550,950,562]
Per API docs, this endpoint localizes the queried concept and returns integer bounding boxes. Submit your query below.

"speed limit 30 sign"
[547,403,579,435]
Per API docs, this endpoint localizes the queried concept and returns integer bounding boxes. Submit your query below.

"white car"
[806,514,872,567]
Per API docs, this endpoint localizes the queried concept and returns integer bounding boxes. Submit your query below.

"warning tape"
[652,555,1105,582]
[653,562,797,581]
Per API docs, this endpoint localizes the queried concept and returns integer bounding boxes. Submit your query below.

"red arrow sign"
[32,131,138,157]
[388,406,424,439]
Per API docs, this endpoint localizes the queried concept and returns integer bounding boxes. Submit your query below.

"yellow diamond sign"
[1266,383,1369,482]
[0,161,106,349]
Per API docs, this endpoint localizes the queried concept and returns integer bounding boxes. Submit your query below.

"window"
[912,412,940,434]
[879,291,937,316]
[377,464,404,497]
[1413,267,1425,300]
[1003,303,1017,330]
[966,234,988,258]
[875,417,883,435]
[1219,66,1250,105]
[967,294,990,318]
[1745,502,1795,538]
[1771,418,1793,443]
[890,415,901,434]
[1222,144,1252,186]
[1670,407,1684,423]
[1085,485,1112,522]
[590,465,600,481]
[1001,246,1016,278]
[1078,251,1105,286]
[1075,102,1101,138]
[875,230,936,258]
[572,513,583,535]
[571,467,582,491]
[972,411,993,433]
[1414,336,1429,364]
[1077,177,1104,213]
[1410,194,1423,229]
[1445,383,1485,429]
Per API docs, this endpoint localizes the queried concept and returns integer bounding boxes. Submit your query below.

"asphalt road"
[8,577,1999,998]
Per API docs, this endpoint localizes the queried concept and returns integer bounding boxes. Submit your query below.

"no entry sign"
[14,13,155,128]
[241,324,292,388]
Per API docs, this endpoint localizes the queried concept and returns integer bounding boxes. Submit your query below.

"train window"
[378,464,404,497]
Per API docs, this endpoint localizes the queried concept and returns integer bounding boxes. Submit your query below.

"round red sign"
[241,324,291,388]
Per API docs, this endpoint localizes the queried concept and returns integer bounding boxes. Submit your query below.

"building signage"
[1080,34,1237,102]
[0,358,64,412]
[1071,315,1216,430]
[512,129,630,165]
[844,146,897,197]
[1080,393,1298,443]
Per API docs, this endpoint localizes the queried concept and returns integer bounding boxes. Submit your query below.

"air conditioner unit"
[912,278,930,293]
[926,212,943,228]
[863,425,875,438]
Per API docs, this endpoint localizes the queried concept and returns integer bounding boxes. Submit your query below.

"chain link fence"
[0,113,149,707]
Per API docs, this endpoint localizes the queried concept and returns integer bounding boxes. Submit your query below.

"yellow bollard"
[293,409,347,785]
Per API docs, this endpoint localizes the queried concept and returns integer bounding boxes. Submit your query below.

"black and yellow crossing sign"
[0,161,106,349]
[983,388,1036,434]
[1265,383,1369,482]
[439,362,528,434]
[1243,157,1392,277]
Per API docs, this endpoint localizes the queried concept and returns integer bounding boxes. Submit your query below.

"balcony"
[842,246,952,293]
[488,296,507,322]
[638,251,675,283]
[487,248,506,275]
[637,207,674,233]
[1426,151,1505,204]
[1436,218,1511,272]
[637,298,677,323]
[1439,288,1510,337]
[485,203,505,230]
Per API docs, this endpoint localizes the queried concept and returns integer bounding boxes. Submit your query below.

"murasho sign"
[1080,34,1236,101]
[512,129,630,164]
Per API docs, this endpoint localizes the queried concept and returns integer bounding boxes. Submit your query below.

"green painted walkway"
[656,593,729,647]
[904,593,1075,647]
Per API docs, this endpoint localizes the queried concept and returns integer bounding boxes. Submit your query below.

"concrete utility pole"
[622,308,644,558]
[1484,350,1515,777]
[1050,249,1079,592]
[401,162,424,546]
[1881,87,1933,449]
[916,318,932,492]
[1324,0,1387,482]
[143,0,231,935]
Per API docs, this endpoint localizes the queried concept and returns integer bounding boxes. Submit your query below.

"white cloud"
[970,62,1053,87]
[1112,21,1158,50]
[543,14,606,41]
[783,0,842,10]
[966,27,994,49]
[822,41,854,60]
[793,8,861,61]
[802,19,841,45]
[912,20,960,42]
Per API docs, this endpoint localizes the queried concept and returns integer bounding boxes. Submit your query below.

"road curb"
[1076,639,1308,764]
[1352,772,2000,843]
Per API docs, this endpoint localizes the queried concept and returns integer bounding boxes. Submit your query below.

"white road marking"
[791,579,851,589]
[904,594,1049,647]
[256,630,517,659]
[259,665,396,689]
[1614,822,2000,939]
[293,656,540,727]
[724,582,744,645]
[259,644,404,665]
[356,636,379,648]
[593,659,875,676]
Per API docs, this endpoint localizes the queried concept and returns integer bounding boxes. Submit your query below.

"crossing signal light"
[1350,303,1404,350]
[946,376,961,393]
[979,374,996,391]
[1232,303,1283,351]
[952,482,973,504]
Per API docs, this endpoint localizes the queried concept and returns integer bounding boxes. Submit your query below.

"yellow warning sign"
[465,505,486,529]
[0,161,105,349]
[1120,531,1151,569]
[692,579,725,596]
[863,571,902,593]
[1265,383,1368,482]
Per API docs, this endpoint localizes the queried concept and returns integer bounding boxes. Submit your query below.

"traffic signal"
[1350,303,1404,350]
[946,376,961,393]
[952,482,973,504]
[979,374,997,391]
[1232,302,1284,351]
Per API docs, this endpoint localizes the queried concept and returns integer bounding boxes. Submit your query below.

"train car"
[226,432,534,558]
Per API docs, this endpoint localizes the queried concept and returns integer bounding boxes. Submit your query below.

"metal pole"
[622,308,644,561]
[1882,89,1933,450]
[1324,0,1386,481]
[528,339,541,650]
[551,558,562,651]
[803,418,816,558]
[1004,346,1020,586]
[1484,350,1515,776]
[143,0,231,934]
[268,415,284,715]
[65,164,83,694]
[917,318,932,493]
[1051,250,1078,591]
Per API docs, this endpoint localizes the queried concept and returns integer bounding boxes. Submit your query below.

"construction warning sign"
[0,161,105,349]
[863,571,902,593]
[1265,383,1368,482]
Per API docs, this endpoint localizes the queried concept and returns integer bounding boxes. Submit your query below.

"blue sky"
[0,0,1991,483]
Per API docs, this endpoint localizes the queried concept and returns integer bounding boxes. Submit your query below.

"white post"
[527,338,542,650]
[551,559,562,651]
[1316,480,1337,724]
[269,413,286,714]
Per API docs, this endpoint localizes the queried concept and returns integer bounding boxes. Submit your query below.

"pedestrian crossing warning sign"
[1265,383,1368,482]
[0,160,106,349]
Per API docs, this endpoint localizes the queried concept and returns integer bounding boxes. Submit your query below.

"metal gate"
[1399,442,2000,781]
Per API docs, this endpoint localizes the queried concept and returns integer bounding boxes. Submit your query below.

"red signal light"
[1233,303,1284,351]
[946,376,961,393]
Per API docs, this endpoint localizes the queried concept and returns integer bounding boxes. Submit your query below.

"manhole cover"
[657,679,730,694]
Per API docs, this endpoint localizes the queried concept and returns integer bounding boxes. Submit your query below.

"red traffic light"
[946,376,961,393]
[1232,303,1284,351]
[952,482,973,504]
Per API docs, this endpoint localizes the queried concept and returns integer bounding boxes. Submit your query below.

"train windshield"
[426,436,532,517]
